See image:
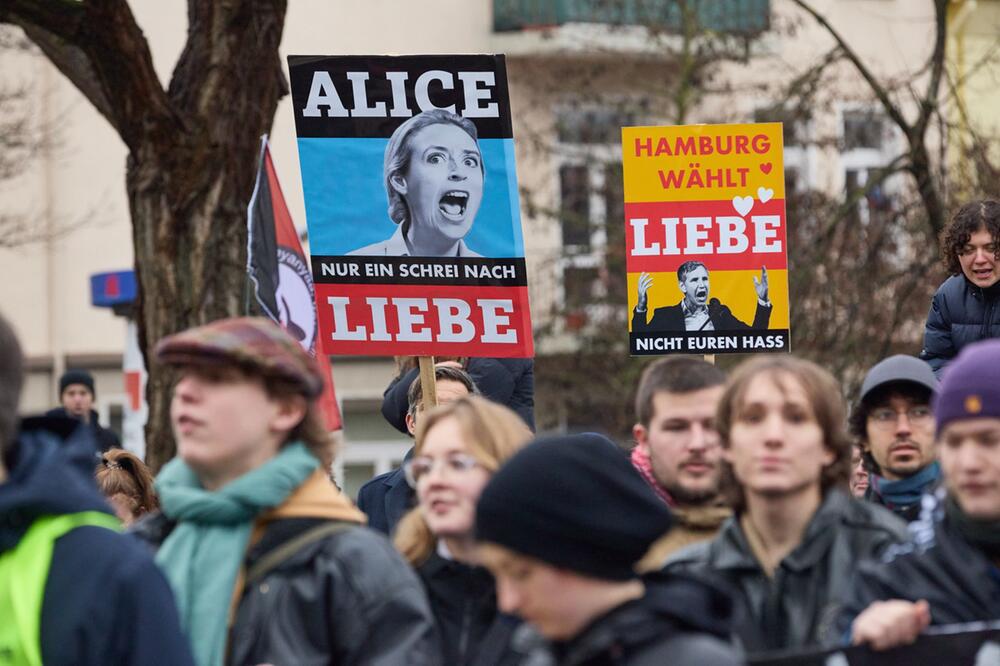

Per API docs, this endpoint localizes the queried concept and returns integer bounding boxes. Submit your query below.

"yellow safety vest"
[0,512,121,666]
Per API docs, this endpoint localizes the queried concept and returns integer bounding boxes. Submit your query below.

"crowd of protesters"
[0,199,999,665]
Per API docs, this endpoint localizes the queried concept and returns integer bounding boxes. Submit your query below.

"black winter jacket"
[839,493,1000,635]
[133,512,440,666]
[920,274,1000,377]
[356,448,414,536]
[45,406,121,452]
[527,571,741,666]
[417,551,522,666]
[0,416,193,666]
[664,491,908,653]
[382,357,535,433]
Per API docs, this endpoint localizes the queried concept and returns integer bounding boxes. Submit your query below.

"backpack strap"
[245,521,354,586]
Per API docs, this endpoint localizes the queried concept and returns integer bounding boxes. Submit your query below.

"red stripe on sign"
[624,198,788,273]
[314,284,534,358]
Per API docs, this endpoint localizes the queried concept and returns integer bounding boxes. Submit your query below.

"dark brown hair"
[263,375,335,468]
[634,356,726,427]
[405,365,479,423]
[716,356,851,512]
[941,200,1000,275]
[95,449,159,519]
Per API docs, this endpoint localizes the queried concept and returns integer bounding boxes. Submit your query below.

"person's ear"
[405,411,417,436]
[632,423,649,453]
[389,172,408,196]
[678,280,687,295]
[270,395,308,434]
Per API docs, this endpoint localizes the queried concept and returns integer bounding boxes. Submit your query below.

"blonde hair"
[394,396,532,565]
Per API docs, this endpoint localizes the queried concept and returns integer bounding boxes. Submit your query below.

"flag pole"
[245,133,270,316]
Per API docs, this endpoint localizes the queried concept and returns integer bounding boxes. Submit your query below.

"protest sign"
[287,55,533,358]
[749,624,1000,666]
[622,122,790,356]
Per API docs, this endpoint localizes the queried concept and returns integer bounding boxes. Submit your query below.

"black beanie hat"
[59,369,95,397]
[476,432,672,581]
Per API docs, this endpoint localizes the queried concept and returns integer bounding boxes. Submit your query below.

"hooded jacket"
[0,415,192,666]
[920,274,1000,377]
[839,493,1000,636]
[664,490,908,653]
[133,469,440,665]
[534,571,741,666]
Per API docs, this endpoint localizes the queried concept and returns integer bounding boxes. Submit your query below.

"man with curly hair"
[921,199,1000,377]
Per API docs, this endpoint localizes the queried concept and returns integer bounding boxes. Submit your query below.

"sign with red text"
[622,123,790,355]
[288,54,533,357]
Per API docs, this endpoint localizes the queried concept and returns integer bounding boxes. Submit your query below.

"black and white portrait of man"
[631,261,772,333]
[349,109,484,257]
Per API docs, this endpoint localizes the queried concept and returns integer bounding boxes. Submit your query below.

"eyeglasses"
[403,453,482,488]
[867,406,933,428]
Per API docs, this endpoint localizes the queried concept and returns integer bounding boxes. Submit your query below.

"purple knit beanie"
[933,339,1000,436]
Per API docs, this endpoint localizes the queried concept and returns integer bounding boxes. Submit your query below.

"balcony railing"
[494,0,770,34]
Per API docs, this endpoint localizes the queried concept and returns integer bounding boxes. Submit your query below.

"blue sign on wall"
[90,270,137,308]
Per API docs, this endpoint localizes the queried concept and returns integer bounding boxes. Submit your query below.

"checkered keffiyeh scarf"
[630,445,676,508]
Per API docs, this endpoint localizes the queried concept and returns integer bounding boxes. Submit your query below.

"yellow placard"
[622,123,785,203]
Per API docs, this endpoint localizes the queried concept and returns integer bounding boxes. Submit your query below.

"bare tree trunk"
[3,1,290,471]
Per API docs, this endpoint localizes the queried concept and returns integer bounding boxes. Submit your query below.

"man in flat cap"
[134,317,438,666]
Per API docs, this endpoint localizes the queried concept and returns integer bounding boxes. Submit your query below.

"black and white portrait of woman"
[350,109,485,257]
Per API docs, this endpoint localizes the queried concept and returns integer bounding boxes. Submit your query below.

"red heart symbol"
[760,163,772,174]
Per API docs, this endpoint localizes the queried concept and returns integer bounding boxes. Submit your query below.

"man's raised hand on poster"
[636,272,653,312]
[753,266,769,304]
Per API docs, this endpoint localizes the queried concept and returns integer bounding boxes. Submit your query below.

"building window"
[554,103,636,330]
[556,107,635,145]
[843,110,886,151]
[753,107,807,148]
[753,105,813,191]
[839,107,896,224]
[333,398,410,501]
[560,164,592,248]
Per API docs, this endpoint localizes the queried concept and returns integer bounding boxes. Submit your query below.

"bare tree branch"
[789,0,911,134]
[912,0,948,141]
[1,0,176,151]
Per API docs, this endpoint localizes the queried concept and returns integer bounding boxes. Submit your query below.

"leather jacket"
[534,571,741,666]
[133,513,440,666]
[840,492,1000,635]
[664,490,907,653]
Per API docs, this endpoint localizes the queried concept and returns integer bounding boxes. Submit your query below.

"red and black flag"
[247,135,342,430]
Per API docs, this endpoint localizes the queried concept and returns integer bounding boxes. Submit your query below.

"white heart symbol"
[757,187,774,203]
[732,195,754,217]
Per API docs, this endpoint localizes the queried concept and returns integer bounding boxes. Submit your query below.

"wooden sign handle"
[418,356,438,412]
[704,354,716,365]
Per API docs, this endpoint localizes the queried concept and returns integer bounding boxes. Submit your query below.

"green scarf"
[155,442,319,666]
